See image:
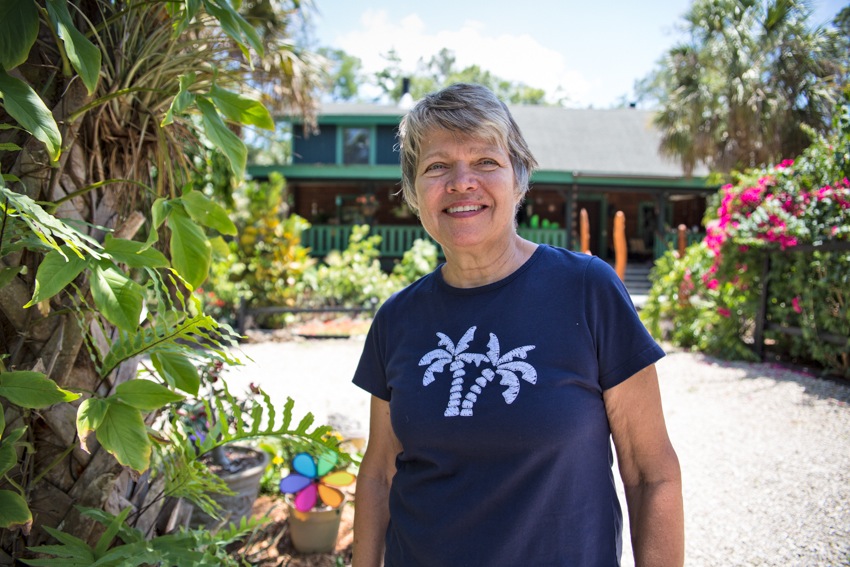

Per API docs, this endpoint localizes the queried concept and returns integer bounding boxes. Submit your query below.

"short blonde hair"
[397,83,538,213]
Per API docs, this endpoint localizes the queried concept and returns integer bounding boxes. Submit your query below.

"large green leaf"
[97,401,151,472]
[0,0,38,71]
[76,397,108,440]
[0,490,31,529]
[90,263,145,331]
[24,246,87,308]
[209,84,274,130]
[180,190,237,235]
[161,73,196,127]
[203,0,264,58]
[150,352,200,396]
[45,0,101,95]
[0,371,80,408]
[167,210,211,289]
[113,379,183,412]
[0,438,17,477]
[196,96,247,180]
[0,265,23,289]
[141,197,170,251]
[103,234,168,268]
[0,69,62,162]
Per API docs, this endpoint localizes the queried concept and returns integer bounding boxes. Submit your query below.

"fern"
[193,383,335,459]
[156,433,236,518]
[24,506,261,567]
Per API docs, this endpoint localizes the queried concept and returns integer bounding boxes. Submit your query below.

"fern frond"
[100,313,223,377]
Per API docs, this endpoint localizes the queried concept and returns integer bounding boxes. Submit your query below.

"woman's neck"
[440,236,537,288]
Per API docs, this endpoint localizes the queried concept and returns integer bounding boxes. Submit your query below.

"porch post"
[655,191,669,257]
[563,184,577,251]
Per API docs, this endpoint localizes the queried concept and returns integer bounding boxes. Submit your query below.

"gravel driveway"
[223,335,850,567]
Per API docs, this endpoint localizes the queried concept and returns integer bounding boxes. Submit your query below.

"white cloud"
[334,10,595,106]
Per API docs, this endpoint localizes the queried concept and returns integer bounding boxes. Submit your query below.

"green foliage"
[302,225,394,308]
[390,237,440,285]
[642,96,850,376]
[203,173,316,325]
[24,506,262,566]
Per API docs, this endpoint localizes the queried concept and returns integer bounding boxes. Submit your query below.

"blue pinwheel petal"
[279,473,312,494]
[292,452,317,478]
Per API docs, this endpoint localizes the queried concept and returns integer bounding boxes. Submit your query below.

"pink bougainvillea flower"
[717,307,731,318]
[792,297,802,314]
[777,159,794,169]
[706,279,720,290]
[279,451,356,512]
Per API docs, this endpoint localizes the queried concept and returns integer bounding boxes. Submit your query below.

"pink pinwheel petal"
[279,473,312,494]
[294,483,318,512]
[292,452,317,478]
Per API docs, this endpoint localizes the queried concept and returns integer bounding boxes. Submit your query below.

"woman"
[351,83,683,566]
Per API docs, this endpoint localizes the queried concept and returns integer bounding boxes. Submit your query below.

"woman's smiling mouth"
[445,204,485,214]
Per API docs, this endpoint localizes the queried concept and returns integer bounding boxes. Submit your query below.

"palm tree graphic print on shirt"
[418,326,538,417]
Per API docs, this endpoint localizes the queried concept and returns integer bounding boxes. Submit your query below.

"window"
[343,127,370,164]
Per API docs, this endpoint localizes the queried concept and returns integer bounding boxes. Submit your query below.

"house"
[247,102,716,263]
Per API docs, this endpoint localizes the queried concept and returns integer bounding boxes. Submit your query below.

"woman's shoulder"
[375,268,440,315]
[535,245,620,285]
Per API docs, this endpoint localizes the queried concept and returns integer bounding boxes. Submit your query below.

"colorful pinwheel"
[279,451,356,512]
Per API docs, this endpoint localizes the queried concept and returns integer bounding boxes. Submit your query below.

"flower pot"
[190,445,270,530]
[287,499,344,554]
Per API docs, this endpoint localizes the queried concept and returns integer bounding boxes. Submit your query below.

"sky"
[309,0,847,108]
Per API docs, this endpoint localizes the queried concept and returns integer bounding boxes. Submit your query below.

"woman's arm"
[352,395,402,567]
[604,364,684,567]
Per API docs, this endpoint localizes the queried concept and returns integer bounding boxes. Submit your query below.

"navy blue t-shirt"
[353,245,665,566]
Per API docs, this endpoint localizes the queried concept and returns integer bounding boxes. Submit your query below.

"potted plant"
[278,451,356,553]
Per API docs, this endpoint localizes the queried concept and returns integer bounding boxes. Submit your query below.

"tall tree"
[640,0,847,175]
[375,48,550,105]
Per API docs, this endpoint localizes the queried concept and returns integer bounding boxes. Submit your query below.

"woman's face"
[414,129,519,254]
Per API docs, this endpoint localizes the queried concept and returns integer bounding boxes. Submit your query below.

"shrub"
[203,173,315,325]
[301,226,440,310]
[643,96,850,376]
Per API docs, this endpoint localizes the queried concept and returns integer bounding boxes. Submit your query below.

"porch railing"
[654,229,705,259]
[302,224,568,258]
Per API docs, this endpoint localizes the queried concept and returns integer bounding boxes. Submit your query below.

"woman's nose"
[447,164,477,192]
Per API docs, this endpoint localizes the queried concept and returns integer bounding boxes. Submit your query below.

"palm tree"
[0,0,323,556]
[419,326,487,417]
[643,0,846,176]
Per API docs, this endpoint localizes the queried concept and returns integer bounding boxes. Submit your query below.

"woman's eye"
[424,163,445,172]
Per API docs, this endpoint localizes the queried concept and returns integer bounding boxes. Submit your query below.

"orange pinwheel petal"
[317,484,345,508]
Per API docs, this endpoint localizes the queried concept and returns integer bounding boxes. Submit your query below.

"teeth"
[446,205,483,213]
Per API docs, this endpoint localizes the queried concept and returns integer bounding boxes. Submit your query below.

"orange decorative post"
[613,211,627,282]
[678,224,687,257]
[580,208,591,254]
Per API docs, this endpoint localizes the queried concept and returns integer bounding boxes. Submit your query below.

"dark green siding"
[293,126,337,164]
[375,125,399,165]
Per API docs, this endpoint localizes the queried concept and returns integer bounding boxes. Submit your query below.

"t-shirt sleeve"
[583,257,665,390]
[352,308,391,401]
